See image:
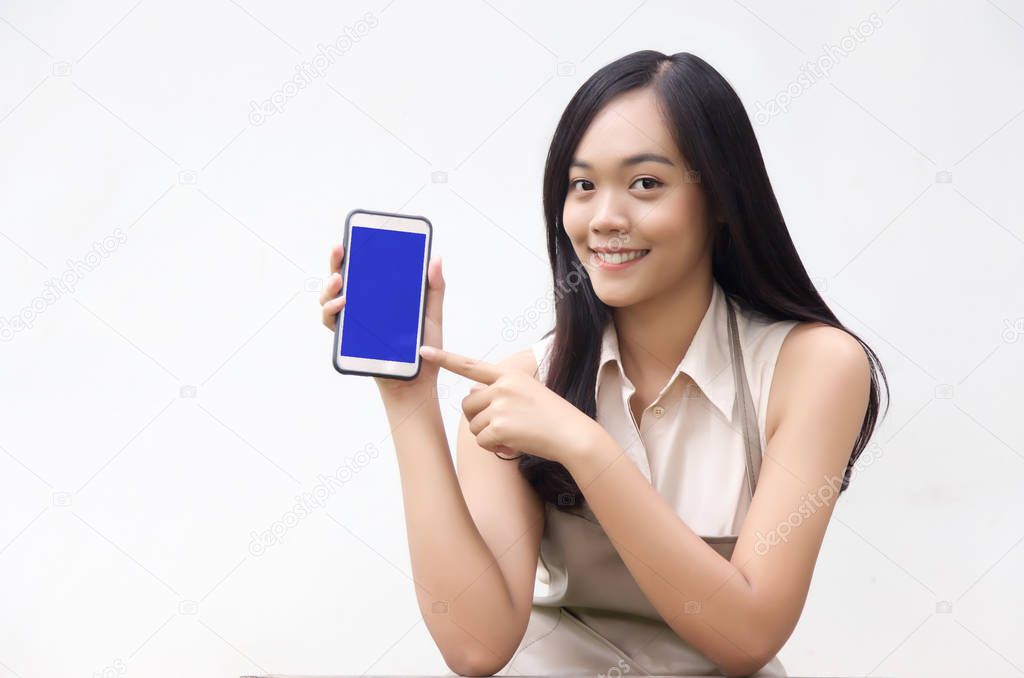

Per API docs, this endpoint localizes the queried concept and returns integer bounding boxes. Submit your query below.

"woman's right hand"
[320,242,446,398]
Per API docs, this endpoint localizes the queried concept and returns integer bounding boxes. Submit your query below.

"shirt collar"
[595,279,736,423]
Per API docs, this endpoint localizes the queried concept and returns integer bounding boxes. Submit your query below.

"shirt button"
[653,406,665,417]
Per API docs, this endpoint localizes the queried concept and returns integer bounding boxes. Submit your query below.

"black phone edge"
[331,207,433,381]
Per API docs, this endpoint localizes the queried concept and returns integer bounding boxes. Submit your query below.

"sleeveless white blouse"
[496,279,799,677]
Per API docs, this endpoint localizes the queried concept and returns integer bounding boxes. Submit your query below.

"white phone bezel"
[333,210,431,379]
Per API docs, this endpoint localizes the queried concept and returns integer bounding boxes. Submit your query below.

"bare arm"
[562,323,872,676]
[320,244,543,675]
[385,349,544,676]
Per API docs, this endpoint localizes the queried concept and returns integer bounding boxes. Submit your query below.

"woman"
[320,50,888,677]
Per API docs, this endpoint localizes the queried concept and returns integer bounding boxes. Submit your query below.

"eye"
[569,179,594,192]
[631,177,663,190]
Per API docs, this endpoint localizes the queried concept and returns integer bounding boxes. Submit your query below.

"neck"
[612,270,714,380]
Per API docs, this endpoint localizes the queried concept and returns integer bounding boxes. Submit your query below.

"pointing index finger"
[419,346,502,385]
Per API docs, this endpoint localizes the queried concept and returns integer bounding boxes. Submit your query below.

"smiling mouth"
[590,249,650,265]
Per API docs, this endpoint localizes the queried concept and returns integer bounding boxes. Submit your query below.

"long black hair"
[508,50,889,516]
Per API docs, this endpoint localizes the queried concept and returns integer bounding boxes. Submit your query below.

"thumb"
[435,255,445,288]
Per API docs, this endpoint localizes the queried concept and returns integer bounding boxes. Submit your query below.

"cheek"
[645,189,709,243]
[561,201,588,241]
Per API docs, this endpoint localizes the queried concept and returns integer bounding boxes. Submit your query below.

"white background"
[1,1,1023,676]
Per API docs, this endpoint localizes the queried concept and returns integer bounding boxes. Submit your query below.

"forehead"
[573,88,680,165]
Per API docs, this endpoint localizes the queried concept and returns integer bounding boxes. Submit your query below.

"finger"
[419,346,502,384]
[329,243,345,274]
[321,294,346,330]
[476,426,507,455]
[319,272,342,306]
[493,444,520,459]
[461,385,492,420]
[467,408,492,438]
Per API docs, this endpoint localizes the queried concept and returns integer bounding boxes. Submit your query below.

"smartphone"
[332,208,432,380]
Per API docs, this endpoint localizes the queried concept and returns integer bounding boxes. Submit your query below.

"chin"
[593,288,640,308]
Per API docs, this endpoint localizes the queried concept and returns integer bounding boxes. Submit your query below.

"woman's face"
[562,86,716,308]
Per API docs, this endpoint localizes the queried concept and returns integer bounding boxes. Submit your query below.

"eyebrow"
[569,152,676,170]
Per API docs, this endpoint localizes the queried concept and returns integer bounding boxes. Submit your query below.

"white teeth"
[595,250,649,264]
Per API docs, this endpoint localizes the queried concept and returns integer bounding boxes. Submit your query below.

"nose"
[589,191,631,238]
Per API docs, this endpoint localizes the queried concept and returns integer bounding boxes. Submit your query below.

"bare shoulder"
[766,321,871,442]
[496,346,541,379]
[779,321,868,366]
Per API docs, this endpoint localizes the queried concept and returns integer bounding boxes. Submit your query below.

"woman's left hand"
[418,345,603,466]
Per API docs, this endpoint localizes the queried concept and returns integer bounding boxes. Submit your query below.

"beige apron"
[453,298,786,676]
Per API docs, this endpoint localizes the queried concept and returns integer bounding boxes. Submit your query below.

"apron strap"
[725,296,762,500]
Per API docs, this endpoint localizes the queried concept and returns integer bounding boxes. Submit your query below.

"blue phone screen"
[339,225,427,364]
